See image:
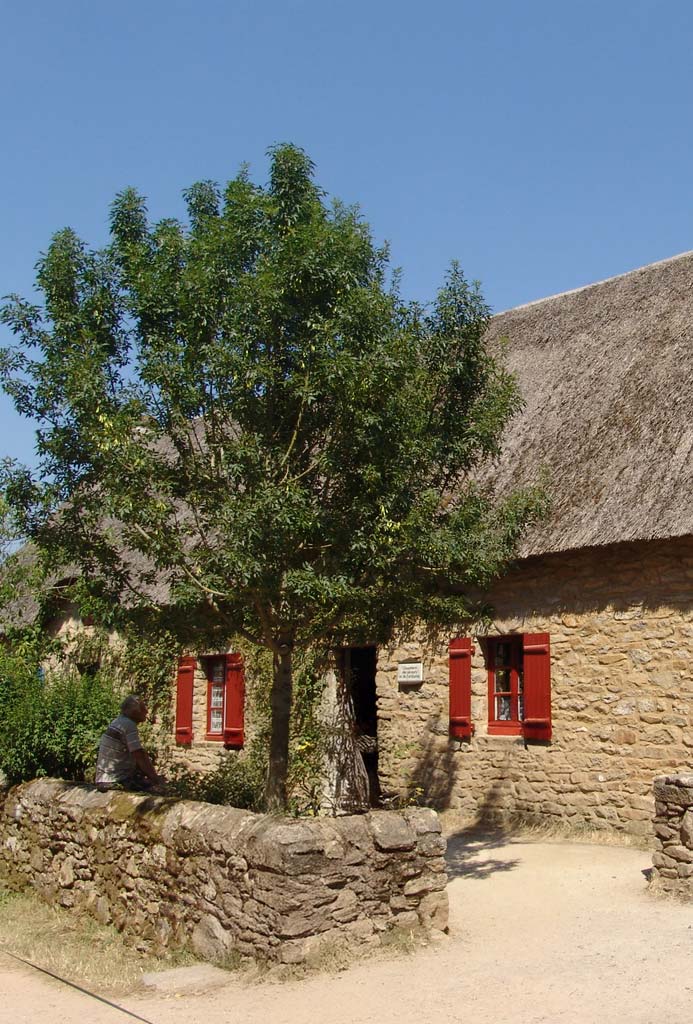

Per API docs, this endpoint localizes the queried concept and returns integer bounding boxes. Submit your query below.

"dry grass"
[240,923,432,985]
[438,810,653,850]
[0,883,196,995]
[509,820,651,850]
[0,884,432,992]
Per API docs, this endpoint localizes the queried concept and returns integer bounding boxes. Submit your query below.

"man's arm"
[133,748,166,784]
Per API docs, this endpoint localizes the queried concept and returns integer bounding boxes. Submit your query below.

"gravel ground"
[2,826,693,1024]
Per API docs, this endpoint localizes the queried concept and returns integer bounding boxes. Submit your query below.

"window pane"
[495,669,511,693]
[495,642,511,665]
[210,661,225,684]
[210,684,224,709]
[210,709,223,733]
[496,696,511,721]
[519,696,524,721]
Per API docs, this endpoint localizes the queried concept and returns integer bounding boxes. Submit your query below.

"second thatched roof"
[484,250,693,558]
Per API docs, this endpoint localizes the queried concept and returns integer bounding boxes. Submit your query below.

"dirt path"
[2,829,693,1024]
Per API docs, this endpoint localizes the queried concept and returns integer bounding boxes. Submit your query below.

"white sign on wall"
[397,661,424,684]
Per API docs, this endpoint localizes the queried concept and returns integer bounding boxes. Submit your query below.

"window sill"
[474,734,526,749]
[487,723,523,736]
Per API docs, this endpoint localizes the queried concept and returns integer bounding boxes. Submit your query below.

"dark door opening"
[348,646,380,806]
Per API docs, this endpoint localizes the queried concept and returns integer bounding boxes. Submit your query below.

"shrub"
[167,754,265,811]
[0,653,123,784]
[287,657,328,816]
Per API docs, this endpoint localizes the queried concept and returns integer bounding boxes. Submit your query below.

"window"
[174,653,245,747]
[487,633,552,740]
[76,659,100,678]
[204,653,245,746]
[448,633,551,742]
[206,657,226,737]
[488,636,523,734]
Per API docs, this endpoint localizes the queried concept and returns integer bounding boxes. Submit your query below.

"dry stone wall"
[651,774,693,896]
[377,536,693,837]
[0,780,448,964]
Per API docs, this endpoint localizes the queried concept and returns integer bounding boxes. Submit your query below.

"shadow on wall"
[487,537,693,619]
[406,737,523,830]
[406,730,517,811]
[407,726,458,810]
[445,824,520,880]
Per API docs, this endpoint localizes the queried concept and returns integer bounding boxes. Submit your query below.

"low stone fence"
[0,780,448,964]
[651,774,693,896]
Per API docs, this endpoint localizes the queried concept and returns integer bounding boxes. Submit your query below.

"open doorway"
[346,646,380,806]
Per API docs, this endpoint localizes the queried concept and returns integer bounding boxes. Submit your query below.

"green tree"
[0,145,542,811]
[0,488,21,561]
[0,484,42,636]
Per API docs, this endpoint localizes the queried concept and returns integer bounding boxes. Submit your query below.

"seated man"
[95,694,166,791]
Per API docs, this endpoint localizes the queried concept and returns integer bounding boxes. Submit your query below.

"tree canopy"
[0,144,543,809]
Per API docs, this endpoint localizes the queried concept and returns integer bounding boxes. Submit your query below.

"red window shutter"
[522,633,552,741]
[449,638,474,738]
[223,653,245,748]
[175,656,196,745]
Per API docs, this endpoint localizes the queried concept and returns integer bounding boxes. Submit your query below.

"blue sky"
[2,0,692,468]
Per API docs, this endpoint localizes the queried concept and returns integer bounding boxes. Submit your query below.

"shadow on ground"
[445,825,520,880]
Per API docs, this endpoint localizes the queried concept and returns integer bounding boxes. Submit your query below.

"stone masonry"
[377,536,693,837]
[0,780,448,964]
[651,773,693,897]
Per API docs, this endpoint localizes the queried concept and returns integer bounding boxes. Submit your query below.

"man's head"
[120,694,148,723]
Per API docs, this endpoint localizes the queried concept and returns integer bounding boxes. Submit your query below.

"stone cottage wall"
[0,780,448,964]
[651,774,693,896]
[377,536,693,837]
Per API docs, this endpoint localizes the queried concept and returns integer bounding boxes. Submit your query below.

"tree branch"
[278,376,308,484]
[128,521,234,602]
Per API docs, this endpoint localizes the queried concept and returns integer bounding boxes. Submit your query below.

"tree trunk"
[265,644,293,812]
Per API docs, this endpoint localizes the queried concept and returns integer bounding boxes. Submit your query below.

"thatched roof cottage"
[9,252,692,834]
[371,251,693,835]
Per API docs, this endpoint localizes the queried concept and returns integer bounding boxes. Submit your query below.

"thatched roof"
[0,543,39,634]
[485,250,693,557]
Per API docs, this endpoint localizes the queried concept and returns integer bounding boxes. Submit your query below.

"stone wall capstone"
[0,780,448,964]
[651,774,693,897]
